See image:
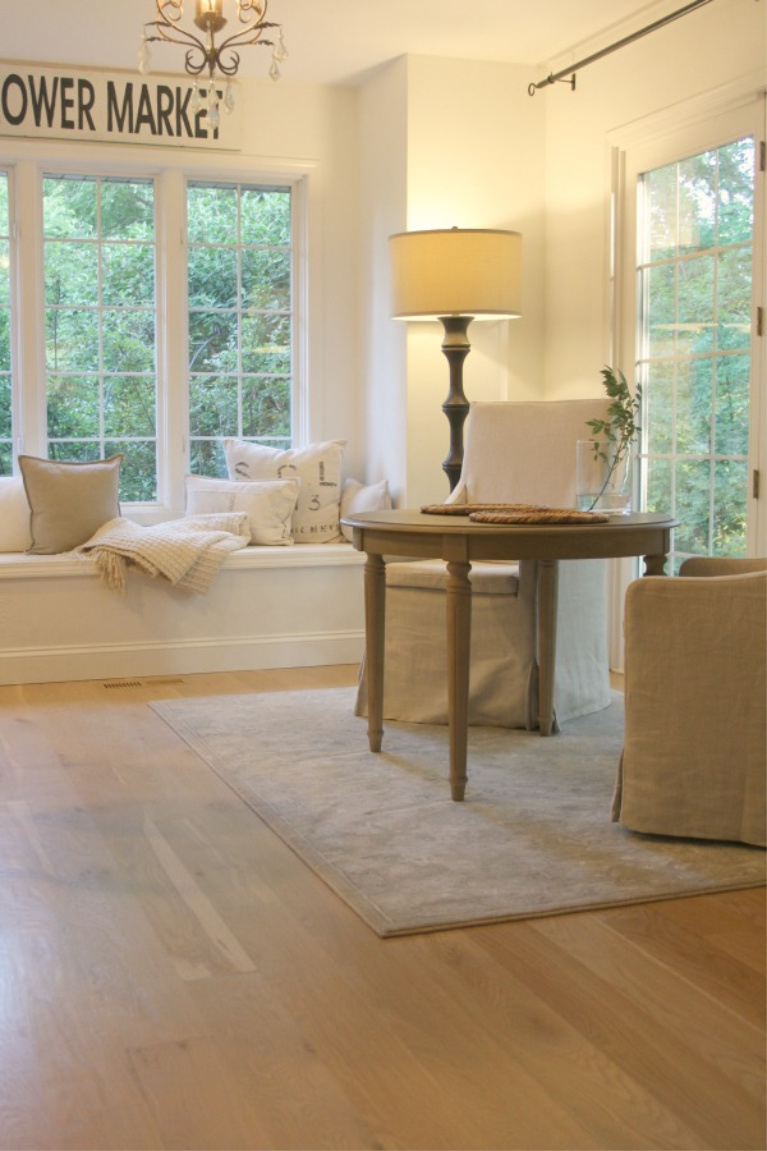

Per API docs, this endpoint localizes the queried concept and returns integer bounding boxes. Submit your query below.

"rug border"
[149,692,766,938]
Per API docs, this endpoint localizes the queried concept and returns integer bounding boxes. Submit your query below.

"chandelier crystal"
[138,0,287,124]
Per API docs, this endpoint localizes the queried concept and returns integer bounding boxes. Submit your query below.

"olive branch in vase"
[584,366,642,511]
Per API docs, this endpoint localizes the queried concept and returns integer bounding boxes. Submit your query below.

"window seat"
[0,543,365,685]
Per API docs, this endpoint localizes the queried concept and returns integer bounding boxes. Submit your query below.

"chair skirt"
[355,557,611,730]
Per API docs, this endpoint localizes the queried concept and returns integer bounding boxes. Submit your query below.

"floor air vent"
[102,677,186,689]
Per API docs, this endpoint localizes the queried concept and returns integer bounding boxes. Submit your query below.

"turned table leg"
[364,552,386,753]
[643,552,669,576]
[537,558,559,737]
[446,558,472,801]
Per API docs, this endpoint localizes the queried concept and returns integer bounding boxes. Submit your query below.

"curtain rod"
[527,0,716,95]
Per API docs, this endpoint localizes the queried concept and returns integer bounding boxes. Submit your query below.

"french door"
[619,95,765,565]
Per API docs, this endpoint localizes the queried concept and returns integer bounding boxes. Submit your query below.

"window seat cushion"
[0,540,362,578]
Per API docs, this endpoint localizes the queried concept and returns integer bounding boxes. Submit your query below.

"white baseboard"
[0,629,365,685]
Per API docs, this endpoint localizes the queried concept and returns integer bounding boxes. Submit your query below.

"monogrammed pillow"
[184,476,300,546]
[223,438,346,544]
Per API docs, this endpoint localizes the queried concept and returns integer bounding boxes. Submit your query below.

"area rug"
[150,689,766,937]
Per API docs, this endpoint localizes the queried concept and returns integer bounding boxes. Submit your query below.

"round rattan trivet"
[420,502,550,516]
[468,508,610,524]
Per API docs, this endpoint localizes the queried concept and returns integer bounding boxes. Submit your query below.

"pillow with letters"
[223,438,346,544]
[19,454,122,555]
[184,475,300,546]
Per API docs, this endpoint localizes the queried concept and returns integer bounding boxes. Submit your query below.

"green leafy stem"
[585,366,642,510]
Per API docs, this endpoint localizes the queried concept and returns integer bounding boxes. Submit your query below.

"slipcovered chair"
[356,398,613,731]
[612,556,767,847]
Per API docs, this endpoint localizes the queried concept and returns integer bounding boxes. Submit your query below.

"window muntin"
[43,173,157,501]
[186,180,293,477]
[637,136,755,569]
[0,172,11,475]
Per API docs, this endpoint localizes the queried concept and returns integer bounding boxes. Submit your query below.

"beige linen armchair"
[612,556,767,846]
[356,398,613,731]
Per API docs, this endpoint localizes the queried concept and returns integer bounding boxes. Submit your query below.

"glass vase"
[576,439,632,514]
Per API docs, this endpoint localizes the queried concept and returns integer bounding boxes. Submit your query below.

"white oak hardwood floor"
[0,666,763,1150]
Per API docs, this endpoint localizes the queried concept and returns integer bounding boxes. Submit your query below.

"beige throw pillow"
[223,438,346,544]
[340,478,392,542]
[184,476,300,546]
[0,476,33,552]
[19,455,122,555]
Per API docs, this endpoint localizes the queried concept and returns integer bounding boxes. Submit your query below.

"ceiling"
[0,0,690,86]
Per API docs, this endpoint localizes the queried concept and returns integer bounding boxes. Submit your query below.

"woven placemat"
[469,508,610,524]
[421,502,550,516]
[421,502,609,524]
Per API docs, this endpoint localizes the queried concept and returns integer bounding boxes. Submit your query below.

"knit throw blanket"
[77,513,250,594]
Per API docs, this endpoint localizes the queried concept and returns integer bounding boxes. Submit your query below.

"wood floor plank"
[596,899,766,1026]
[0,928,165,1150]
[402,928,709,1150]
[530,911,765,1098]
[201,885,585,1150]
[128,1035,271,1150]
[191,969,397,1151]
[474,918,765,1150]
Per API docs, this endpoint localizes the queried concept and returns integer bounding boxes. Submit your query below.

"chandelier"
[138,0,287,124]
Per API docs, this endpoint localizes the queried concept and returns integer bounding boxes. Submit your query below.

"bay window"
[2,158,300,513]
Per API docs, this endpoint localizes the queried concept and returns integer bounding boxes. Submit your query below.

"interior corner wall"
[541,0,767,399]
[358,59,410,504]
[357,55,547,508]
[402,56,548,506]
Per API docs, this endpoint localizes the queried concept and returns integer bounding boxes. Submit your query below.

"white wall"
[541,0,767,398]
[399,56,547,506]
[357,59,409,504]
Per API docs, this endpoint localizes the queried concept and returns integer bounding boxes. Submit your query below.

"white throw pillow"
[184,476,300,546]
[340,478,392,542]
[0,476,33,552]
[223,438,346,544]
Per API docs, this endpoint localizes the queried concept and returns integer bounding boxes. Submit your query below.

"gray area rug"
[151,689,766,937]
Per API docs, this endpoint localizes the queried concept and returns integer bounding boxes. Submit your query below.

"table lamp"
[389,227,522,491]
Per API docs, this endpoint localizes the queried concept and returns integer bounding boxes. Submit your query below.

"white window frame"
[605,77,766,668]
[2,137,318,522]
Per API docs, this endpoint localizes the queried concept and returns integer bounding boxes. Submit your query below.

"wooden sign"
[0,66,242,149]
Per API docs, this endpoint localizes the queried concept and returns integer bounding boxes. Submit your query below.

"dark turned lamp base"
[439,315,474,492]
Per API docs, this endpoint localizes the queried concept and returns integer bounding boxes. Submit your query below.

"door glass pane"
[637,137,755,567]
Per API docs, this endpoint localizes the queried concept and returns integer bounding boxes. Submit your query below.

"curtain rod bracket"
[528,73,576,96]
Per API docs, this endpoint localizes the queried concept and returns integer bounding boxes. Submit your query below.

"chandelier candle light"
[138,0,287,125]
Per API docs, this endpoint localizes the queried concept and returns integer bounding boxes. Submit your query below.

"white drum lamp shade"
[389,228,522,320]
[388,227,522,490]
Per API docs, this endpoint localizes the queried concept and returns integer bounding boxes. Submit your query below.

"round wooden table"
[343,508,677,801]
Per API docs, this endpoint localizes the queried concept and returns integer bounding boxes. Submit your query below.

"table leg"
[446,559,472,801]
[643,552,668,576]
[364,553,386,753]
[537,558,559,737]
